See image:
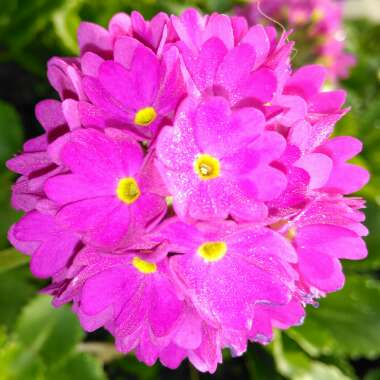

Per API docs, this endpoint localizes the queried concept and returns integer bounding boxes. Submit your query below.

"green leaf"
[15,295,85,366]
[0,100,23,169]
[245,345,283,380]
[47,352,107,380]
[0,248,29,274]
[287,276,380,359]
[205,0,233,12]
[111,355,159,380]
[365,368,380,380]
[272,333,352,380]
[0,267,38,329]
[0,173,21,250]
[52,0,83,54]
[0,341,45,380]
[0,326,7,348]
[292,362,353,380]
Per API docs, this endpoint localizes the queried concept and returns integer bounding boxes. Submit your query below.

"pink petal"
[241,24,270,68]
[35,99,65,132]
[77,21,112,55]
[285,64,327,100]
[309,90,346,113]
[30,232,78,278]
[194,97,264,157]
[81,52,105,76]
[296,224,367,260]
[81,266,139,315]
[297,248,345,292]
[149,274,183,337]
[171,9,205,52]
[295,153,333,190]
[45,173,113,204]
[204,13,234,50]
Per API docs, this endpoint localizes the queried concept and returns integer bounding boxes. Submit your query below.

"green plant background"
[1,1,380,379]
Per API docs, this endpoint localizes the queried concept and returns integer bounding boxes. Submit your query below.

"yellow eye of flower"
[134,107,157,126]
[311,8,324,23]
[194,154,220,180]
[286,227,297,241]
[116,177,140,205]
[197,241,227,262]
[132,257,157,274]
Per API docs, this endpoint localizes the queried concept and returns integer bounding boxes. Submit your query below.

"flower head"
[7,8,368,373]
[157,96,286,221]
[44,129,166,247]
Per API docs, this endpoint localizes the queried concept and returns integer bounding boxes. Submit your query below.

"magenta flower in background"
[7,8,369,373]
[236,0,356,83]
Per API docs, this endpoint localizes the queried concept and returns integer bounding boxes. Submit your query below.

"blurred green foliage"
[0,0,245,76]
[1,1,380,379]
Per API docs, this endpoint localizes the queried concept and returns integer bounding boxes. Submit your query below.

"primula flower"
[7,8,368,373]
[76,248,183,345]
[288,197,368,294]
[6,100,71,213]
[158,219,297,331]
[44,129,166,247]
[81,40,186,141]
[236,0,355,82]
[9,211,80,279]
[249,298,305,344]
[157,96,286,221]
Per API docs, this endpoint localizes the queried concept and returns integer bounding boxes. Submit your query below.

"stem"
[77,342,124,364]
[189,362,200,380]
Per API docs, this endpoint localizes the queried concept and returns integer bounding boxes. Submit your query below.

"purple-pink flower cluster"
[236,0,356,82]
[7,9,368,372]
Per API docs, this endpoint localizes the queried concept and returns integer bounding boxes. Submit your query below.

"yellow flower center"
[311,8,324,23]
[286,227,297,241]
[270,220,297,241]
[197,241,227,262]
[132,256,157,274]
[194,154,220,180]
[116,177,140,205]
[134,107,157,126]
[317,55,334,68]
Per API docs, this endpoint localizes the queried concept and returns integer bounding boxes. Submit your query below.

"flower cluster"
[7,9,368,373]
[236,0,356,82]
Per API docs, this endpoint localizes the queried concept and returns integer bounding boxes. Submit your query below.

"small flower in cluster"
[235,0,356,83]
[7,8,368,373]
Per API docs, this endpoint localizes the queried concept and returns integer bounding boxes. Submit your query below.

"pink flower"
[8,211,80,279]
[289,197,368,294]
[80,40,186,141]
[157,96,286,221]
[6,8,369,373]
[158,219,297,331]
[172,9,290,104]
[76,248,183,344]
[6,100,71,213]
[249,298,305,344]
[78,11,174,56]
[44,129,166,247]
[316,136,369,194]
